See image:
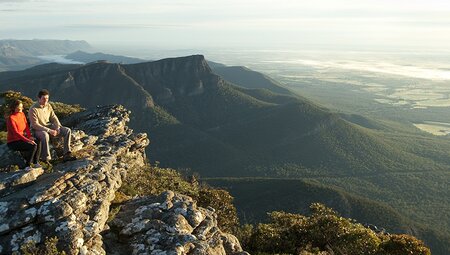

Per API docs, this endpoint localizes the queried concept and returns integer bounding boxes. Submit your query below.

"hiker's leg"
[7,140,37,166]
[32,138,42,164]
[34,130,51,161]
[58,126,72,155]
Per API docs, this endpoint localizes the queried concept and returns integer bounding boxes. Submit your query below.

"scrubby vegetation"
[49,101,84,119]
[19,237,66,255]
[241,203,430,255]
[117,163,431,254]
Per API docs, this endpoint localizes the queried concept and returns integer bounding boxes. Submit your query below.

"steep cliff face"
[0,105,246,254]
[124,55,217,103]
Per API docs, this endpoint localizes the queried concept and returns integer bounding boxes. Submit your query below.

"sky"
[1,0,450,52]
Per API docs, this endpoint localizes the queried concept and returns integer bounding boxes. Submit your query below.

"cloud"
[0,0,30,3]
[64,23,184,29]
[268,59,450,80]
[1,0,450,51]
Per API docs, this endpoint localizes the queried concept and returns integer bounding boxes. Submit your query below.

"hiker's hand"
[49,129,58,136]
[28,140,36,145]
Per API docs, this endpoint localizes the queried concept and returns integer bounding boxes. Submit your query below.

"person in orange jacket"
[6,99,42,170]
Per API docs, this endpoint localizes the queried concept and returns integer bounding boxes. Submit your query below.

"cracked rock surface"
[104,191,249,255]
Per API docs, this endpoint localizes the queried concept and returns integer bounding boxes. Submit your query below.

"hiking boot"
[63,152,76,162]
[32,163,43,169]
[41,160,52,167]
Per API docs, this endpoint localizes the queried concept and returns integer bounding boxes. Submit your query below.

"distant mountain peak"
[65,50,146,64]
[126,54,214,84]
[151,54,211,72]
[0,39,93,71]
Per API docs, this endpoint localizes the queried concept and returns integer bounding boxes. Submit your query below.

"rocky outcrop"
[104,191,248,255]
[0,105,247,255]
[0,105,149,254]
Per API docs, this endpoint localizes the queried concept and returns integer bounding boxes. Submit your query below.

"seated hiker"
[6,99,42,170]
[29,89,75,163]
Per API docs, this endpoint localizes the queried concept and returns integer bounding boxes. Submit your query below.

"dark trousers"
[7,140,41,166]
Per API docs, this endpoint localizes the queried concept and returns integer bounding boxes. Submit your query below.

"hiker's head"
[9,99,23,114]
[37,89,50,106]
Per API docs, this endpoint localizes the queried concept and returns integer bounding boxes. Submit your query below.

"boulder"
[104,191,247,255]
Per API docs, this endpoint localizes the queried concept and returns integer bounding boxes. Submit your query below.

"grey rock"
[105,191,246,255]
[0,168,44,195]
[221,233,245,255]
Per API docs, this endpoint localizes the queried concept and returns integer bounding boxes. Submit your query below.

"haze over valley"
[197,49,450,135]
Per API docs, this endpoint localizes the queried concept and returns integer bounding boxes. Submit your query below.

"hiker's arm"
[23,114,32,139]
[49,104,61,129]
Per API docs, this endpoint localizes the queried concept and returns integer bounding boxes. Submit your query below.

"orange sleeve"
[23,113,31,139]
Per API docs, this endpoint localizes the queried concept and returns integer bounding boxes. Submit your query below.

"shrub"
[120,164,199,198]
[19,236,66,255]
[197,188,239,233]
[49,102,84,120]
[304,203,381,255]
[0,91,34,116]
[243,203,429,255]
[379,234,431,255]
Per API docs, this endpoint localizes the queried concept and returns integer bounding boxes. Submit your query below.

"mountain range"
[0,54,449,254]
[0,39,92,71]
[65,50,146,64]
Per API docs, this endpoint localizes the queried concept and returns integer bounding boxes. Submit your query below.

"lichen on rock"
[104,191,248,255]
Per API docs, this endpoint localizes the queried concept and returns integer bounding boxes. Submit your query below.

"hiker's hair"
[8,99,23,115]
[38,89,49,98]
